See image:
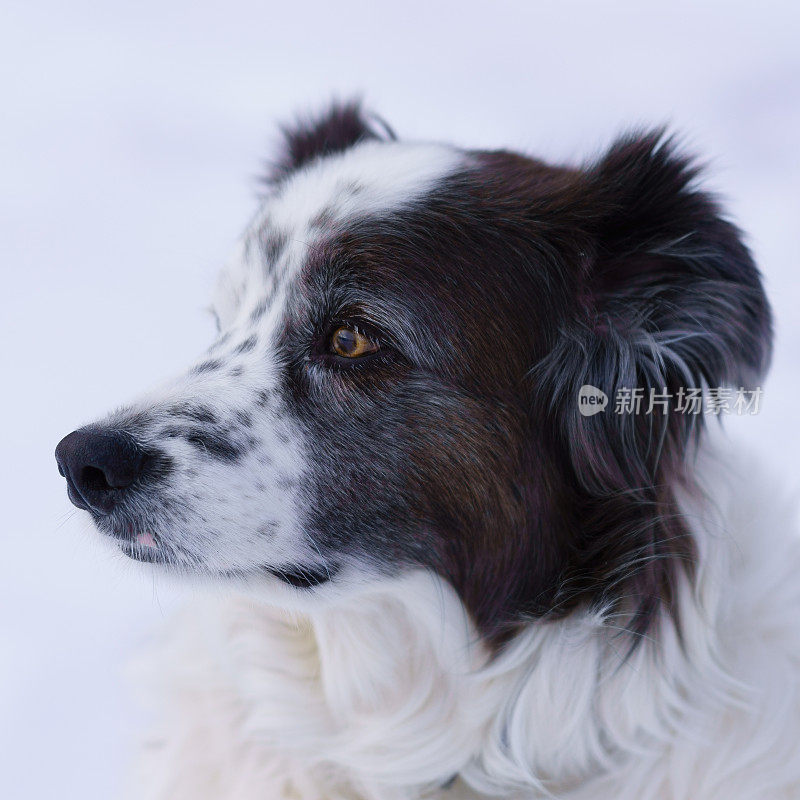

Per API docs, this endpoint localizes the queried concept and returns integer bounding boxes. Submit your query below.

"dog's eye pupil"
[330,327,378,358]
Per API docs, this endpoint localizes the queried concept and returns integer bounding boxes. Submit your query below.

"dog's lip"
[265,563,339,588]
[122,542,167,564]
[103,520,161,548]
[114,531,338,584]
[104,516,338,584]
[109,524,169,562]
[133,531,158,548]
[120,533,168,564]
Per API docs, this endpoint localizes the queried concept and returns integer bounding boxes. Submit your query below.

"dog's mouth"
[98,514,338,589]
[118,531,172,564]
[115,527,338,588]
[265,564,338,588]
[120,538,170,563]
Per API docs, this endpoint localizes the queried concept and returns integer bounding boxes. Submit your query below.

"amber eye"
[330,326,379,358]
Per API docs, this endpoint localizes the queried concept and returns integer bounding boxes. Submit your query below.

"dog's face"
[56,104,771,642]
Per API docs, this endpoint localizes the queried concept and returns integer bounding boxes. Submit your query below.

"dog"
[55,102,800,799]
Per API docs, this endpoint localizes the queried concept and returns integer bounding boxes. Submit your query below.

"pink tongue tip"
[135,532,157,548]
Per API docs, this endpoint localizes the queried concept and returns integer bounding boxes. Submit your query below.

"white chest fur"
[130,439,800,800]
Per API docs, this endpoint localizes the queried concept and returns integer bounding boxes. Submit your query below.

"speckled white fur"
[102,141,461,583]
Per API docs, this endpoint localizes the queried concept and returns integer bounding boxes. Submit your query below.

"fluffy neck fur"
[132,436,800,800]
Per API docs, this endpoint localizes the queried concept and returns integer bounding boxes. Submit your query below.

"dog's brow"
[213,142,463,335]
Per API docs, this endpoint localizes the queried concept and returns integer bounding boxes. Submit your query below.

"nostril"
[81,465,114,493]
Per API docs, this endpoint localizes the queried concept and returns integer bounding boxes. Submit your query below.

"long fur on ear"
[266,100,393,183]
[588,130,771,387]
[532,131,772,641]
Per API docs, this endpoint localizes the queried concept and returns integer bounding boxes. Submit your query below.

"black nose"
[55,428,146,514]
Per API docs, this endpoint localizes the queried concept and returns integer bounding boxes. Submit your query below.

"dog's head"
[56,102,771,643]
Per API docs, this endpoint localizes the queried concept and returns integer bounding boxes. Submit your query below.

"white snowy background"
[1,1,799,797]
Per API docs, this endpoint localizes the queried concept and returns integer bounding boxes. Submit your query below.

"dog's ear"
[585,130,771,392]
[541,130,773,486]
[266,100,393,183]
[532,132,772,636]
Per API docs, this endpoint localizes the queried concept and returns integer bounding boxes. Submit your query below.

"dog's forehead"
[265,140,462,230]
[212,141,463,329]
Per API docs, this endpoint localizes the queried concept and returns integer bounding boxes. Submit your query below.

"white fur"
[128,431,800,799]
